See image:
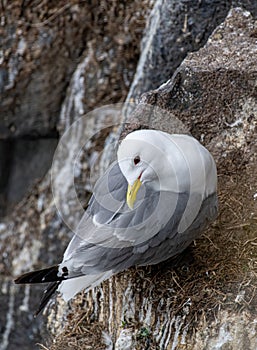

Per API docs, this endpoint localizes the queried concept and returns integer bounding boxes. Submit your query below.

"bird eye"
[133,156,141,165]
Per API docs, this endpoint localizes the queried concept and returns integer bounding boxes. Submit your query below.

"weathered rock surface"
[0,1,151,349]
[49,7,257,350]
[0,0,151,216]
[1,2,257,350]
[126,0,257,103]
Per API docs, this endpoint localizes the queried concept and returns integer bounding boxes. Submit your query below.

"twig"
[202,234,220,250]
[225,223,250,230]
[242,236,257,246]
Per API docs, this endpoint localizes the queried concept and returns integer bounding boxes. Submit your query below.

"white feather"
[58,271,112,302]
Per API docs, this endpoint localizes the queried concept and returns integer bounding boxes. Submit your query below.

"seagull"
[15,129,218,315]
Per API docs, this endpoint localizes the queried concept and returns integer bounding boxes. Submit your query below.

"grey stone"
[7,138,58,206]
[126,0,257,104]
[49,7,257,350]
[2,3,257,350]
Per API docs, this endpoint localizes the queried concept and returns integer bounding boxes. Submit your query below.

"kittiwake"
[15,129,218,315]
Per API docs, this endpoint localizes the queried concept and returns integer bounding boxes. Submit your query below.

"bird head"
[117,129,217,210]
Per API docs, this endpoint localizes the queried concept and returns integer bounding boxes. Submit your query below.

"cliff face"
[48,7,257,350]
[1,1,257,350]
[0,1,151,349]
[0,0,151,218]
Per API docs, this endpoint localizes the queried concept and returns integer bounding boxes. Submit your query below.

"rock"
[2,2,257,350]
[191,311,257,349]
[0,1,151,139]
[126,0,257,104]
[0,1,151,349]
[0,173,68,350]
[0,0,151,217]
[48,7,257,350]
[0,138,58,218]
[5,139,58,212]
[136,6,257,162]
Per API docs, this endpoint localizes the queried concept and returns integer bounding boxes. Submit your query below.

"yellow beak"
[126,178,142,209]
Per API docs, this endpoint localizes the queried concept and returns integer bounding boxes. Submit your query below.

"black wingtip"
[14,265,62,284]
[33,281,61,317]
[14,266,67,317]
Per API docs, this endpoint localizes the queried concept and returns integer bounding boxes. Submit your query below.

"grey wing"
[137,191,218,266]
[61,162,216,276]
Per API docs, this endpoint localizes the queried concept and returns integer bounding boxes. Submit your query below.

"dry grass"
[40,293,106,349]
[44,157,257,349]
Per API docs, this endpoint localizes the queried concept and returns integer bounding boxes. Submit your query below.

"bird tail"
[14,265,65,284]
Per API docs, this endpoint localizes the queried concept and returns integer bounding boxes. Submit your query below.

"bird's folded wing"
[60,162,210,276]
